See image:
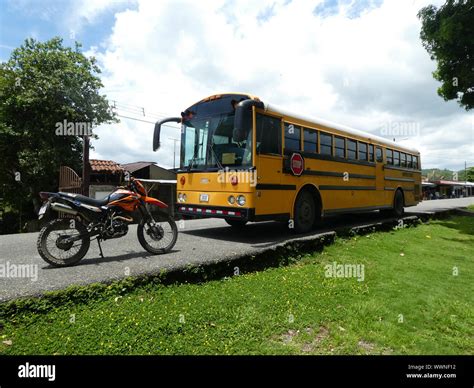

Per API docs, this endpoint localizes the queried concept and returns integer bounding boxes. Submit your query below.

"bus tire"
[381,189,404,218]
[392,189,405,218]
[293,190,315,234]
[225,219,248,227]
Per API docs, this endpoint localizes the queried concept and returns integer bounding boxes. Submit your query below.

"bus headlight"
[237,195,246,206]
[178,193,187,203]
[228,195,235,205]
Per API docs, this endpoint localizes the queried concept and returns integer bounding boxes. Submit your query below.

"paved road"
[0,197,472,302]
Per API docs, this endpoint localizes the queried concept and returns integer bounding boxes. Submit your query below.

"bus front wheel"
[293,190,315,234]
[225,219,248,228]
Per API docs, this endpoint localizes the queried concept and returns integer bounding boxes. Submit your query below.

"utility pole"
[465,161,468,197]
[82,135,90,196]
[168,138,179,169]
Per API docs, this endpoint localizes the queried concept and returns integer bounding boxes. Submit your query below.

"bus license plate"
[200,194,209,202]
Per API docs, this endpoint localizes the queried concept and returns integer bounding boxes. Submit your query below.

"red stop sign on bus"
[290,153,304,176]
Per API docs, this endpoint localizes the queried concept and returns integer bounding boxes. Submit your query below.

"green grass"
[467,204,474,211]
[1,216,473,355]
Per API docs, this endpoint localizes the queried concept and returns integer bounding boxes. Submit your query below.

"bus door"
[254,113,285,216]
[375,146,385,204]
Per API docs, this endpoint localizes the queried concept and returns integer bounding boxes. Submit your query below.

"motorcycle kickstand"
[97,237,105,259]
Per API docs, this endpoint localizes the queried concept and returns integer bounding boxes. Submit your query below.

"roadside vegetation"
[1,216,472,355]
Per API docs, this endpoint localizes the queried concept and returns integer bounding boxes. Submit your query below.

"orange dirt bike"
[36,177,178,267]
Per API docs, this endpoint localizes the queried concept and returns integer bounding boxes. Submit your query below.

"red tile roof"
[121,161,156,173]
[89,159,124,174]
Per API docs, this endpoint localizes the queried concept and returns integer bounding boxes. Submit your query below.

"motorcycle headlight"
[237,195,246,206]
[228,195,235,205]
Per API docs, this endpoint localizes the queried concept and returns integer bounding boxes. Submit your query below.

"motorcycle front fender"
[143,196,168,208]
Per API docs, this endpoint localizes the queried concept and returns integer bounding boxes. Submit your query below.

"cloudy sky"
[1,0,472,171]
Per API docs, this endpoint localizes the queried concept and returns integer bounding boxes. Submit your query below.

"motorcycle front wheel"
[37,218,90,267]
[137,215,177,254]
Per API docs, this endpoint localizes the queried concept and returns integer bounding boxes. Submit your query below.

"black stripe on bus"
[319,185,376,191]
[286,152,376,168]
[253,213,291,222]
[384,187,415,191]
[256,184,297,190]
[282,169,376,180]
[384,165,422,173]
[384,177,415,183]
[324,205,392,215]
[305,171,376,179]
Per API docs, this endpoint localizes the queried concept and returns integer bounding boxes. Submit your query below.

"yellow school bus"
[153,93,421,233]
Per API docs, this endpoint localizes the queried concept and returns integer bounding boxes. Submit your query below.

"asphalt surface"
[0,197,473,302]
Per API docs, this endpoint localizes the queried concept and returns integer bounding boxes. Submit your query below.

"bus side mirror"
[233,99,264,142]
[153,117,181,151]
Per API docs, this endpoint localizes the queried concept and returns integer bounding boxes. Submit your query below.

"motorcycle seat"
[58,192,110,207]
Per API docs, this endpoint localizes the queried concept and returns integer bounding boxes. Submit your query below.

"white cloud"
[67,0,137,32]
[86,0,473,171]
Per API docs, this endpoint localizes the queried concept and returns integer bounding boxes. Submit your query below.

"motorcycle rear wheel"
[37,219,90,267]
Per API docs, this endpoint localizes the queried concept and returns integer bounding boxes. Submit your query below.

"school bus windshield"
[180,95,253,170]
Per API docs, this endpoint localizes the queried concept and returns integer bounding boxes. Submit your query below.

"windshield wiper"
[187,148,200,171]
[187,156,198,171]
[210,143,224,170]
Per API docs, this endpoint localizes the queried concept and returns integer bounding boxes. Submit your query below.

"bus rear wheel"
[293,190,315,234]
[381,189,404,218]
[225,219,248,228]
[392,189,405,218]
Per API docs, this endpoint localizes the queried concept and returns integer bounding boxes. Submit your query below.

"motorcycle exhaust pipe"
[51,202,78,216]
[114,215,134,223]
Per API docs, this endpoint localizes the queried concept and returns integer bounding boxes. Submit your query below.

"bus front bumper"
[176,204,254,221]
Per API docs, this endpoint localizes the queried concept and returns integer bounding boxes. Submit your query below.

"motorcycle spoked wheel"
[137,215,178,254]
[37,218,90,267]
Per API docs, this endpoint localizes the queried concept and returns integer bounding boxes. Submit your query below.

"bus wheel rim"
[299,200,313,225]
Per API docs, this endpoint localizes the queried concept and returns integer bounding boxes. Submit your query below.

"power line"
[111,100,171,120]
[115,113,181,132]
[115,114,154,124]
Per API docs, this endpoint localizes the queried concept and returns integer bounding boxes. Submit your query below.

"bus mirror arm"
[153,117,181,151]
[233,99,264,142]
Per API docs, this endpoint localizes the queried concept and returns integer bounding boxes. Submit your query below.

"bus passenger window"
[347,140,357,160]
[393,151,400,166]
[401,153,407,168]
[284,123,301,152]
[256,114,282,155]
[335,136,345,158]
[358,142,368,161]
[407,154,413,168]
[376,147,383,162]
[368,144,374,162]
[320,133,333,155]
[413,156,419,169]
[303,128,317,153]
[386,149,393,165]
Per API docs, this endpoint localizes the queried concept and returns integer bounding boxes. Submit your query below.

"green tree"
[0,37,116,232]
[418,0,474,110]
[458,167,474,181]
